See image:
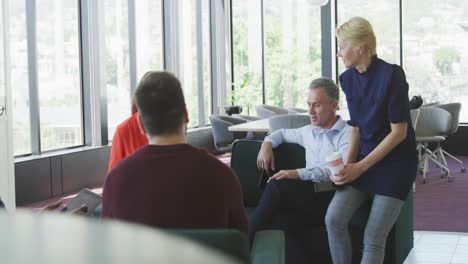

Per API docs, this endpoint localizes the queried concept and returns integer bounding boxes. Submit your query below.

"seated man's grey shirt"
[265,117,351,181]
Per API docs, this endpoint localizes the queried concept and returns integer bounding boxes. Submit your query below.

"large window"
[264,0,322,109]
[135,0,164,80]
[178,0,211,128]
[36,0,82,151]
[231,0,263,115]
[403,0,468,122]
[10,0,31,155]
[104,0,131,139]
[0,1,5,111]
[336,0,400,110]
[232,0,323,112]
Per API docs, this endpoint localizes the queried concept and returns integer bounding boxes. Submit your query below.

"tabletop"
[0,210,239,264]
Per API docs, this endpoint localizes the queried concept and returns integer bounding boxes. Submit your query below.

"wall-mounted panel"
[61,147,110,194]
[15,158,51,206]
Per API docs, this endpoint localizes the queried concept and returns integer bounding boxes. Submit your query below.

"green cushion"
[231,140,306,207]
[169,228,285,264]
[231,140,264,207]
[251,230,285,264]
[169,229,250,263]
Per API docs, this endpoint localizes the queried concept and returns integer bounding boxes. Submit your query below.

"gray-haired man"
[250,78,351,263]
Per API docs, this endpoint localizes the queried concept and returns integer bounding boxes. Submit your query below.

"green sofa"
[231,139,414,264]
[170,229,285,264]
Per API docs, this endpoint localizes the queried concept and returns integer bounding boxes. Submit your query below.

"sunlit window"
[231,0,263,115]
[36,0,83,151]
[264,0,322,109]
[10,0,31,155]
[403,0,468,122]
[104,0,131,140]
[178,0,211,127]
[135,0,164,80]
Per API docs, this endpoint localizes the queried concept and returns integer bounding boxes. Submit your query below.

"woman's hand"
[331,163,366,185]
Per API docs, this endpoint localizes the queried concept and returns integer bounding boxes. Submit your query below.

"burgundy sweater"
[102,144,248,234]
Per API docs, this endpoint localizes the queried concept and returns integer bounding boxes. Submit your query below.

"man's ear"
[184,107,189,124]
[138,114,146,134]
[332,100,339,111]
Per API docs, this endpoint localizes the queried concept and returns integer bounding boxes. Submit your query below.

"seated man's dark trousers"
[248,179,334,264]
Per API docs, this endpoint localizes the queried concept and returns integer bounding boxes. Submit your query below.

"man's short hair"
[135,71,186,136]
[309,78,340,103]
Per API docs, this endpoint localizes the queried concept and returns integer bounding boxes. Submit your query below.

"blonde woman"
[326,17,417,263]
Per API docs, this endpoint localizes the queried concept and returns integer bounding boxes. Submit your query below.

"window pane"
[36,0,82,151]
[264,0,322,109]
[104,0,131,139]
[403,0,468,122]
[337,0,400,110]
[135,0,163,79]
[10,0,31,155]
[178,0,211,128]
[0,2,5,109]
[232,0,263,115]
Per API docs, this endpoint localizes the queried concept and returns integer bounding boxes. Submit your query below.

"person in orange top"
[108,97,149,172]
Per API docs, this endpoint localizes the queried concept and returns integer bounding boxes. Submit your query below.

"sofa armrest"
[251,230,285,264]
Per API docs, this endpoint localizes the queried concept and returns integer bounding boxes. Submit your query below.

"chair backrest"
[287,107,308,114]
[433,102,461,135]
[231,140,263,207]
[410,109,420,129]
[421,101,439,107]
[414,107,452,137]
[169,229,250,263]
[268,114,310,133]
[255,105,289,119]
[209,115,246,148]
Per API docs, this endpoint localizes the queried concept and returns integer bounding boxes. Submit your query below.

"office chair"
[414,107,452,183]
[433,103,466,174]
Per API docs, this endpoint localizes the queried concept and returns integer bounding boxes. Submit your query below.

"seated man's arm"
[257,128,306,172]
[281,126,351,182]
[296,167,333,182]
[264,128,305,148]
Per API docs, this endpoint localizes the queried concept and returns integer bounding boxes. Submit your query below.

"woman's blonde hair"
[336,16,376,57]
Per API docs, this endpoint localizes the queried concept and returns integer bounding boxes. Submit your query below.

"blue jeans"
[325,185,404,264]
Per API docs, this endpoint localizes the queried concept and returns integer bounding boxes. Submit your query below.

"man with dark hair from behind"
[102,71,248,234]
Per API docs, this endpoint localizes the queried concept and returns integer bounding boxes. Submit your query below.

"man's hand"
[330,162,365,185]
[257,142,275,172]
[70,204,89,216]
[267,170,299,182]
[40,199,63,212]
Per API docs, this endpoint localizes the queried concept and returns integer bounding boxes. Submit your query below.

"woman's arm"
[346,126,360,164]
[333,122,407,184]
[359,122,407,171]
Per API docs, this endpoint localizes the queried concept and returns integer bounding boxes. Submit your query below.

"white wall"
[0,117,15,211]
[0,0,15,211]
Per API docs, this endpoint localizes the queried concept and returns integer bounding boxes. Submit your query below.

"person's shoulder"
[339,68,355,94]
[115,113,139,135]
[390,64,406,77]
[191,147,235,174]
[339,67,354,81]
[108,146,149,177]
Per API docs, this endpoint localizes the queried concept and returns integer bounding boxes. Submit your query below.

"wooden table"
[0,210,239,264]
[228,118,270,133]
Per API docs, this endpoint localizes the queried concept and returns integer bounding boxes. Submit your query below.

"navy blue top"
[339,56,417,200]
